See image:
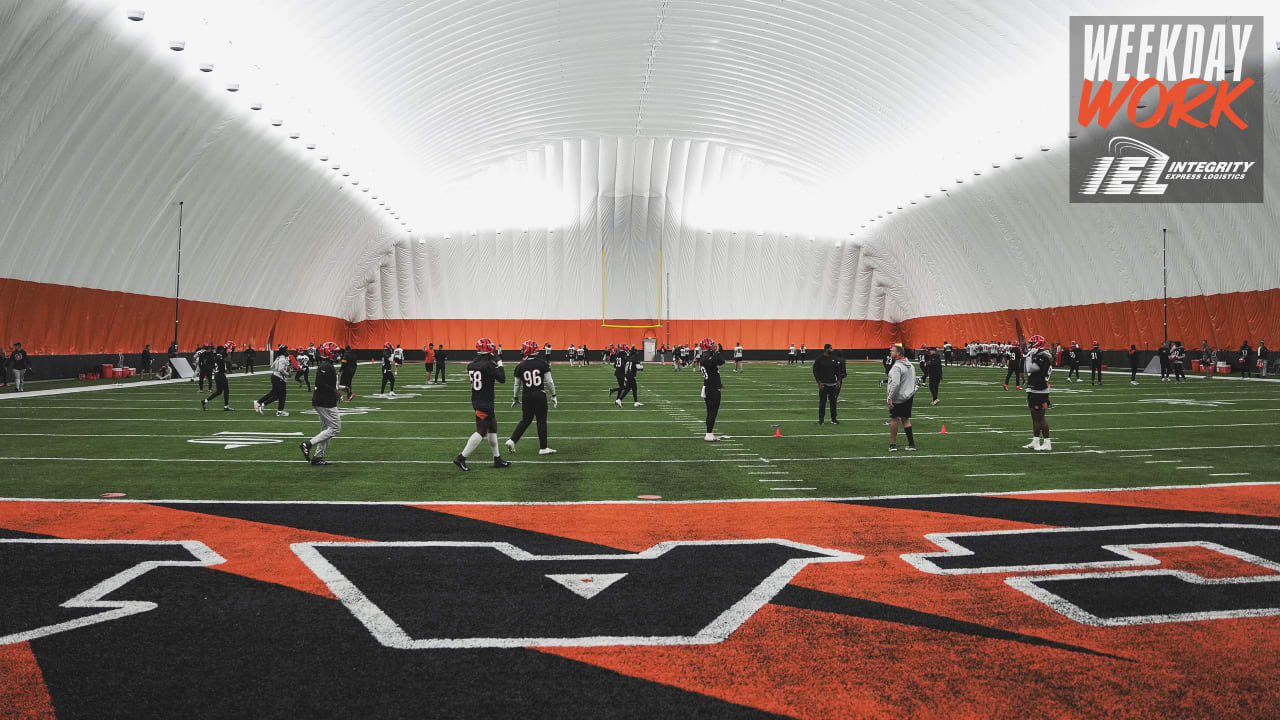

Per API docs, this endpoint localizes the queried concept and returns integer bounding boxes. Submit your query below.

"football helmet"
[521,340,540,357]
[224,341,236,352]
[476,337,496,355]
[319,342,339,360]
[1027,335,1046,350]
[277,344,288,353]
[699,337,717,353]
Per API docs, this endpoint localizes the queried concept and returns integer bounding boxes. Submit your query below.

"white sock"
[488,432,500,457]
[462,432,483,458]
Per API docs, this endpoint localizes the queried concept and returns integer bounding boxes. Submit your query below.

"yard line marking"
[1209,473,1251,477]
[1145,460,1181,464]
[749,472,792,475]
[1118,454,1153,458]
[3,480,1277,506]
[1175,466,1214,470]
[737,464,768,468]
[964,473,1027,477]
[770,488,817,491]
[3,443,1276,466]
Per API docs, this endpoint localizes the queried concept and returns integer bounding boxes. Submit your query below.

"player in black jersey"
[380,343,396,397]
[453,338,510,471]
[1065,342,1082,382]
[608,344,629,405]
[879,349,893,387]
[1003,343,1023,391]
[197,345,215,391]
[1021,335,1052,452]
[338,345,358,401]
[506,340,558,456]
[699,338,726,441]
[201,344,233,411]
[1088,341,1103,384]
[617,345,644,407]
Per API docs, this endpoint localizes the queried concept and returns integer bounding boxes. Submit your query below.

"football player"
[380,343,396,396]
[294,348,311,391]
[254,343,293,416]
[1003,342,1023,391]
[733,342,744,372]
[699,338,726,441]
[453,338,510,471]
[1065,342,1082,382]
[1089,341,1103,385]
[506,340,558,456]
[392,343,404,376]
[617,344,644,407]
[1022,335,1053,451]
[1171,341,1186,383]
[201,343,233,411]
[608,344,628,403]
[299,343,340,466]
[813,343,840,424]
[339,345,358,401]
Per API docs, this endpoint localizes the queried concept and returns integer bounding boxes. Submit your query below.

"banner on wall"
[1069,17,1264,203]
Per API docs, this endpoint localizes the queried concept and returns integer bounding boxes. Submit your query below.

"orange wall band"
[898,289,1280,350]
[1,277,1275,355]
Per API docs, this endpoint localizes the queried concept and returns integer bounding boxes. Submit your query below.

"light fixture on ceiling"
[418,238,425,244]
[1014,153,1023,160]
[341,171,350,177]
[169,40,185,51]
[955,178,963,184]
[361,187,369,192]
[270,119,283,126]
[1067,132,1077,139]
[199,63,214,72]
[305,143,316,150]
[249,102,262,110]
[909,200,917,205]
[289,132,300,139]
[370,194,378,199]
[972,170,981,176]
[225,83,239,92]
[126,9,145,21]
[992,162,1001,168]
[330,163,340,169]
[351,180,359,185]
[923,193,931,198]
[318,155,328,161]
[1039,145,1050,151]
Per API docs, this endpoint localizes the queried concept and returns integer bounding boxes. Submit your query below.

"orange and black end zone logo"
[1069,17,1264,203]
[1,485,1278,718]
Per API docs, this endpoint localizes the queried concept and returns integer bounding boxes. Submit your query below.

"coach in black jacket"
[814,344,841,424]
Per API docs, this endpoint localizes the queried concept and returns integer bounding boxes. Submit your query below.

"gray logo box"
[1069,17,1263,203]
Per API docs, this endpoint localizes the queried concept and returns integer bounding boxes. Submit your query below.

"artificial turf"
[0,361,1275,502]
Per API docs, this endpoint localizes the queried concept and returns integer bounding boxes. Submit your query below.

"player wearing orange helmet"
[453,338,510,471]
[1022,335,1053,452]
[299,342,340,466]
[506,340,558,455]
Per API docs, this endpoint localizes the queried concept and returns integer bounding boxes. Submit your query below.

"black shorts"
[474,408,498,434]
[424,363,434,373]
[889,396,913,419]
[1028,393,1050,410]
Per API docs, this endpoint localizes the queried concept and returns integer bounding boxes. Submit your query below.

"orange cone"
[774,424,782,438]
[940,425,947,434]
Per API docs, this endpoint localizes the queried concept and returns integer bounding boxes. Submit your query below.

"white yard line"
[2,443,1275,466]
[2,480,1275,505]
[1209,473,1252,477]
[964,473,1027,477]
[1175,466,1214,470]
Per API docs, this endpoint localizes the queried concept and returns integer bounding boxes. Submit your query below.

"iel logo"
[1069,17,1263,203]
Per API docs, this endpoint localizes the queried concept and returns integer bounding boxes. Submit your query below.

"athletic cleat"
[615,398,623,408]
[346,391,354,401]
[276,410,289,417]
[704,433,719,442]
[930,399,939,406]
[888,445,898,452]
[254,401,263,414]
[634,402,644,407]
[310,458,330,466]
[1023,439,1039,450]
[538,448,557,455]
[300,442,311,462]
[505,438,517,455]
[1038,439,1053,452]
[1131,380,1139,386]
[1015,386,1022,390]
[493,457,511,468]
[223,406,233,411]
[907,445,917,451]
[201,399,208,411]
[452,454,470,472]
[831,419,839,424]
[388,391,396,398]
[1002,384,1008,391]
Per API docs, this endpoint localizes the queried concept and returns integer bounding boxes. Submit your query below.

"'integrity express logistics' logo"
[1069,18,1263,203]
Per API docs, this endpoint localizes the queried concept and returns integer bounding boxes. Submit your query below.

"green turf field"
[0,362,1275,502]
